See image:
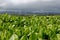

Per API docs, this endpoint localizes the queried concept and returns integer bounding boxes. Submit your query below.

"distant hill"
[0,10,60,15]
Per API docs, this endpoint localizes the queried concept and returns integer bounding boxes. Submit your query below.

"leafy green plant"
[0,14,60,40]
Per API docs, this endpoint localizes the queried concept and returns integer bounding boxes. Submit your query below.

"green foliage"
[0,14,60,40]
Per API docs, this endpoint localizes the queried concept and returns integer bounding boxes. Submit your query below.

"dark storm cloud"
[0,0,60,11]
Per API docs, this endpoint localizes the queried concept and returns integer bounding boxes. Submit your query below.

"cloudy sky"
[0,0,60,12]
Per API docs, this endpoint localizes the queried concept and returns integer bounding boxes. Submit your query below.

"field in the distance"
[0,14,60,40]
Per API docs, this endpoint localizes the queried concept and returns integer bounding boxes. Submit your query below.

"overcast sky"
[0,0,60,12]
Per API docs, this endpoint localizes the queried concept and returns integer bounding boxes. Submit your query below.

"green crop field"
[0,14,60,40]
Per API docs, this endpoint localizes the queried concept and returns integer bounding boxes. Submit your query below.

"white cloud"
[5,0,37,5]
[0,0,53,6]
[0,3,7,7]
[0,1,7,7]
[5,0,53,5]
[40,0,52,2]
